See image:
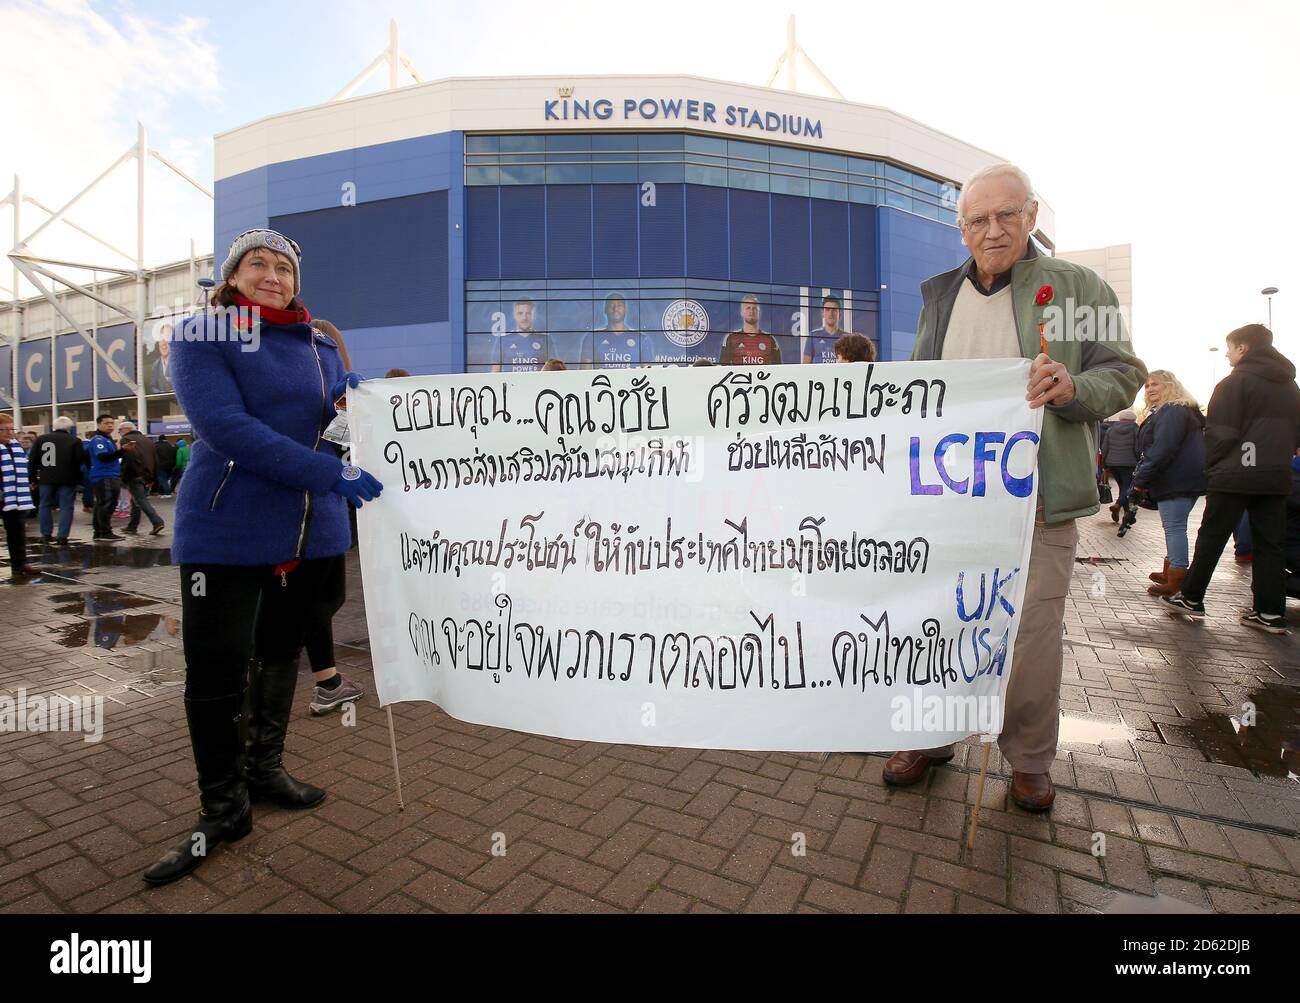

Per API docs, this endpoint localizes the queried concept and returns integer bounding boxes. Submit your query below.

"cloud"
[0,0,221,294]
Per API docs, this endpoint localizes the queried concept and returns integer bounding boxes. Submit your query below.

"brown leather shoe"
[1010,771,1055,812]
[1148,559,1169,584]
[882,750,952,786]
[1148,566,1186,597]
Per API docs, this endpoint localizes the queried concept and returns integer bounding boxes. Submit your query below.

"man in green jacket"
[883,162,1147,811]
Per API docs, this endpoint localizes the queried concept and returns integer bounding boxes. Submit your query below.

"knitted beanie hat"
[221,229,302,294]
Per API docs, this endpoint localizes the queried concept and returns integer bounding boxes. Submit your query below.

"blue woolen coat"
[169,310,350,566]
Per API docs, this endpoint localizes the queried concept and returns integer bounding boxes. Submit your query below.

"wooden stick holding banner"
[966,738,993,849]
[385,705,405,811]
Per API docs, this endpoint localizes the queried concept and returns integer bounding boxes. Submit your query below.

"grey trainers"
[309,673,365,715]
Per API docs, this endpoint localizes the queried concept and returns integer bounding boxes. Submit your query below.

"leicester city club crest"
[661,299,710,348]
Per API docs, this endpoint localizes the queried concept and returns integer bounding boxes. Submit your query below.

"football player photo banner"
[351,359,1043,752]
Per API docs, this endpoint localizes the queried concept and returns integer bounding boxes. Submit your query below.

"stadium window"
[500,135,545,152]
[685,165,729,187]
[546,164,593,184]
[499,165,546,185]
[769,174,810,196]
[591,134,640,150]
[727,168,769,192]
[685,135,728,155]
[810,180,848,201]
[464,167,500,186]
[768,145,809,170]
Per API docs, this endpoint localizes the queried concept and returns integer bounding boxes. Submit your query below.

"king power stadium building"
[6,73,1128,433]
[211,74,1060,375]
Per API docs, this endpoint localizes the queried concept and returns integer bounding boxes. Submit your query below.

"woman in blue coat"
[143,229,383,885]
[1132,370,1207,597]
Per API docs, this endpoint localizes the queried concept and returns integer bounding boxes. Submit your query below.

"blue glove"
[329,371,363,403]
[331,465,383,507]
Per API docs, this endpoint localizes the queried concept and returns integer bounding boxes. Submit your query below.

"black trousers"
[2,509,27,569]
[92,478,121,537]
[179,558,335,700]
[124,479,163,531]
[1109,466,1134,508]
[1181,493,1287,617]
[304,554,347,672]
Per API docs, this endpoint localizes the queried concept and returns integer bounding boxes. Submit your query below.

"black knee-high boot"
[245,658,325,808]
[143,693,252,886]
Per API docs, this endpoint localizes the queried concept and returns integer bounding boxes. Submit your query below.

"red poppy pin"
[1035,285,1054,306]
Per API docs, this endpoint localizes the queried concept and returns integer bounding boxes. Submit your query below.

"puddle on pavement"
[48,589,158,617]
[116,646,187,673]
[1059,714,1137,745]
[49,612,180,650]
[28,540,173,572]
[1101,890,1209,914]
[1183,684,1300,780]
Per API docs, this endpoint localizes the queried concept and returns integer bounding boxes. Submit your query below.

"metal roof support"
[331,19,423,101]
[4,122,211,429]
[7,174,19,426]
[764,15,844,99]
[11,257,140,394]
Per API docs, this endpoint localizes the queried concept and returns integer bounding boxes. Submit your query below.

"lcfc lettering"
[909,431,1039,497]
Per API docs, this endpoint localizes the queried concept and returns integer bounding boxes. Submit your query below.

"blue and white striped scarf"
[1,439,34,512]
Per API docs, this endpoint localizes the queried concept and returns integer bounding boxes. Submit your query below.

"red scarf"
[230,292,311,327]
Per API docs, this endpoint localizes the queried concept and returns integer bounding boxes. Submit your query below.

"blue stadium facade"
[213,76,1055,378]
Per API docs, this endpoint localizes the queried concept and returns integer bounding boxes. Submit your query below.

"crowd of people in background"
[1099,323,1300,627]
[1,409,193,559]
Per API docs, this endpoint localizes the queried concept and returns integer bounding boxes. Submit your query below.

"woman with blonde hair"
[1133,370,1207,595]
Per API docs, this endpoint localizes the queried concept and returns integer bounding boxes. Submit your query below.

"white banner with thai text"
[351,359,1042,752]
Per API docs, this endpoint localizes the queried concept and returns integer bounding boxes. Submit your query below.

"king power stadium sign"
[544,95,824,139]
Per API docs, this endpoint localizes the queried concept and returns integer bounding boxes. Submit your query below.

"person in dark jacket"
[29,417,86,544]
[154,436,177,497]
[1165,325,1300,632]
[142,228,383,886]
[117,422,164,537]
[1101,408,1140,521]
[1131,373,1206,595]
[1287,450,1300,599]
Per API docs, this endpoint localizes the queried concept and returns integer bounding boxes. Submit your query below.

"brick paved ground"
[2,497,1298,914]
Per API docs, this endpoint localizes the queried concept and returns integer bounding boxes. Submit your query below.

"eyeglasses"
[960,200,1035,234]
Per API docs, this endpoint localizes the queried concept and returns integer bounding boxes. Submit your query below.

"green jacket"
[912,247,1147,523]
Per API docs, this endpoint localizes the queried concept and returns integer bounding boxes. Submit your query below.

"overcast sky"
[2,0,1297,400]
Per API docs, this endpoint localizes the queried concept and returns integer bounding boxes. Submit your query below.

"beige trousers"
[923,519,1078,774]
